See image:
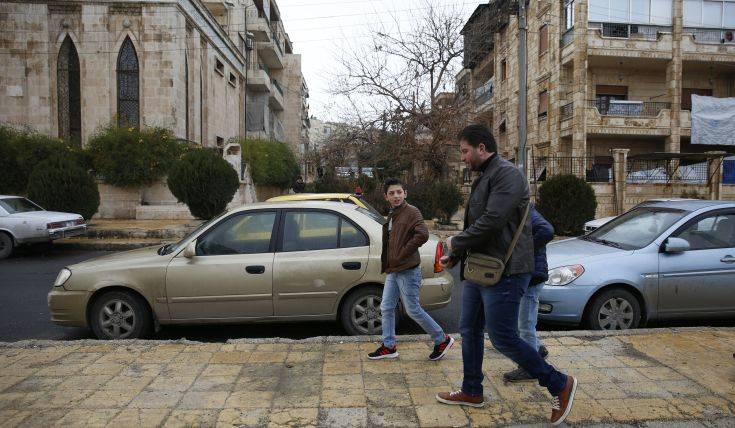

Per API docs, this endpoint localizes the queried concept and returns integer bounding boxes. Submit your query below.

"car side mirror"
[183,242,197,258]
[663,237,690,253]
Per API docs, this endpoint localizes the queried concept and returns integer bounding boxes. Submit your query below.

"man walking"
[436,125,577,425]
[504,204,554,382]
[368,178,454,361]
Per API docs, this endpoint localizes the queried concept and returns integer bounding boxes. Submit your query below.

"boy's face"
[384,184,406,208]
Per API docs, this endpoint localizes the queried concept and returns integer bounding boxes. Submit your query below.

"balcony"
[247,65,271,92]
[269,79,284,111]
[682,28,735,61]
[587,22,673,60]
[474,78,493,110]
[246,8,271,42]
[560,101,573,121]
[257,38,284,70]
[586,100,671,136]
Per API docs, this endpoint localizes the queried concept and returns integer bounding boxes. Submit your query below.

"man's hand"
[440,255,457,269]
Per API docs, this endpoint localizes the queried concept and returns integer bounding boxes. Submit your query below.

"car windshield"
[0,197,43,214]
[159,216,219,255]
[585,207,688,250]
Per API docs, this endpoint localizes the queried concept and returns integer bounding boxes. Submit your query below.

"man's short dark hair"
[383,178,405,194]
[457,124,497,153]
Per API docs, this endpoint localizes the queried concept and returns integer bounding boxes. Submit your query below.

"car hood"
[547,237,632,268]
[11,211,83,222]
[71,246,164,270]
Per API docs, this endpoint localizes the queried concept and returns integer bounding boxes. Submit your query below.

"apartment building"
[457,0,735,167]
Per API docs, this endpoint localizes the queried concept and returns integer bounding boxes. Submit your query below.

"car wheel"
[340,285,383,336]
[0,232,13,260]
[586,289,641,331]
[89,291,152,340]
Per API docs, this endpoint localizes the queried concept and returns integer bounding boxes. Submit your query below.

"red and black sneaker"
[429,335,455,361]
[367,344,399,360]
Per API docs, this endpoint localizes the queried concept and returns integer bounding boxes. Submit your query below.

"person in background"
[292,176,306,193]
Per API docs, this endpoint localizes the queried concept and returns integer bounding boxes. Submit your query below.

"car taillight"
[434,241,444,273]
[74,218,85,225]
[47,222,64,229]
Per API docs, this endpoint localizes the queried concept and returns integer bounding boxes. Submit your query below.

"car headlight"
[54,268,71,287]
[545,265,584,286]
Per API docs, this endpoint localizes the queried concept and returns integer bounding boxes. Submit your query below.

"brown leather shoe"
[435,390,485,408]
[550,376,578,425]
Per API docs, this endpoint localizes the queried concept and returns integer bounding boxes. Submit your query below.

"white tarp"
[691,95,735,146]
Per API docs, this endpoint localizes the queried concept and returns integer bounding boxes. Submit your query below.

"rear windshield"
[0,197,43,214]
[357,206,386,225]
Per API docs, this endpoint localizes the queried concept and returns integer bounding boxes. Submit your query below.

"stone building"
[281,53,311,176]
[457,0,735,163]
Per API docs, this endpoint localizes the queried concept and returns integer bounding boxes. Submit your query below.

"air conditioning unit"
[725,31,734,43]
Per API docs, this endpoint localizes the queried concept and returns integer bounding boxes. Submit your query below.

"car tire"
[89,290,152,340]
[586,288,641,331]
[340,285,384,336]
[0,232,13,260]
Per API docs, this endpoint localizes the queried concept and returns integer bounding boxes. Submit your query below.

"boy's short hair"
[383,178,405,194]
[457,124,497,153]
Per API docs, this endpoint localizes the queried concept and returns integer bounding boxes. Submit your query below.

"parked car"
[0,195,86,259]
[539,199,735,330]
[583,198,698,233]
[48,201,453,339]
[268,193,384,217]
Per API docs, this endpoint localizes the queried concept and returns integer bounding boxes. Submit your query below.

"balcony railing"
[272,79,284,96]
[590,22,669,40]
[627,155,709,184]
[474,79,494,106]
[588,100,670,117]
[686,28,735,44]
[530,156,614,183]
[561,29,574,47]
[560,101,573,121]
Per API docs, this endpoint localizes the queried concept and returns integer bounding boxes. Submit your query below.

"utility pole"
[517,0,528,177]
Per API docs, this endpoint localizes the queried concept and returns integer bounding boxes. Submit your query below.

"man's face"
[460,140,490,171]
[384,184,406,208]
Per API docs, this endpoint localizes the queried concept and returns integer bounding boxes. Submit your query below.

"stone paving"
[0,328,733,427]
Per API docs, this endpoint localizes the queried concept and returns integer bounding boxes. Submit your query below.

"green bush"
[537,174,597,235]
[26,156,100,219]
[407,181,463,223]
[87,125,184,187]
[167,148,240,220]
[239,139,300,188]
[0,126,23,194]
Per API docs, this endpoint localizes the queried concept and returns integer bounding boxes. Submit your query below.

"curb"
[2,326,733,348]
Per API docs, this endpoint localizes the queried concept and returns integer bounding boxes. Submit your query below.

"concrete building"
[281,53,310,176]
[457,0,735,165]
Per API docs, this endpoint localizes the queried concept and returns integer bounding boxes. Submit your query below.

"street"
[0,247,461,342]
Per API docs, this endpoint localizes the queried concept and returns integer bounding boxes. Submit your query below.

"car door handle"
[720,256,735,264]
[342,262,361,270]
[245,265,266,274]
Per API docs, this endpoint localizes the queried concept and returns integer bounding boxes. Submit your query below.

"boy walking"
[368,178,454,361]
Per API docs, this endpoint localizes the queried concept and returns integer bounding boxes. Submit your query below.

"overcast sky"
[277,0,476,123]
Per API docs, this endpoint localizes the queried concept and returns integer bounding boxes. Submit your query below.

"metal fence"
[561,29,574,47]
[595,23,667,40]
[588,99,670,117]
[686,28,735,44]
[626,156,709,184]
[530,156,614,183]
[560,102,573,121]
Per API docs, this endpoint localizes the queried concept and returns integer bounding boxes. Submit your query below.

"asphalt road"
[0,246,462,342]
[2,247,732,343]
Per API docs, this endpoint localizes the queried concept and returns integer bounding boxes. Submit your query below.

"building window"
[538,90,549,118]
[215,58,224,75]
[589,0,673,25]
[57,35,81,142]
[565,0,575,30]
[229,72,237,87]
[501,59,507,81]
[117,37,139,128]
[685,0,735,28]
[682,88,713,110]
[539,24,549,56]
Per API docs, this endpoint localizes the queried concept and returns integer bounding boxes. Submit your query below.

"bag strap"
[503,203,530,264]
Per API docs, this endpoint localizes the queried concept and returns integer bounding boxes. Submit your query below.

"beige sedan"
[48,201,454,339]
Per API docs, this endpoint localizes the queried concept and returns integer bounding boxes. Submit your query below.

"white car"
[583,199,698,233]
[0,196,86,259]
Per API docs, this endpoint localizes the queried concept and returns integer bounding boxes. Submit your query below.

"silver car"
[0,195,86,259]
[539,199,735,330]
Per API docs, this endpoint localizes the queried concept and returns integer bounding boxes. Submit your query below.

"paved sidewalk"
[1,328,734,427]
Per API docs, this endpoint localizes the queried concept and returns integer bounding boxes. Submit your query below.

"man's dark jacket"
[530,204,554,286]
[381,203,429,274]
[452,154,534,278]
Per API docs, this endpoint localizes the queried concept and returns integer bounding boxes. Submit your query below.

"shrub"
[0,126,23,194]
[537,174,597,235]
[167,148,240,220]
[239,139,300,188]
[26,156,100,219]
[408,182,438,220]
[87,125,184,187]
[680,189,706,199]
[432,181,464,224]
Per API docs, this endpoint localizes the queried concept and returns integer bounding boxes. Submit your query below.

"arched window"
[57,35,81,142]
[117,37,139,127]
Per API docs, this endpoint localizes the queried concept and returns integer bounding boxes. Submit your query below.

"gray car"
[539,199,735,330]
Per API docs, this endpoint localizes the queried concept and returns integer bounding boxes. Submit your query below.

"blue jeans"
[460,274,567,397]
[518,282,543,351]
[381,266,445,348]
